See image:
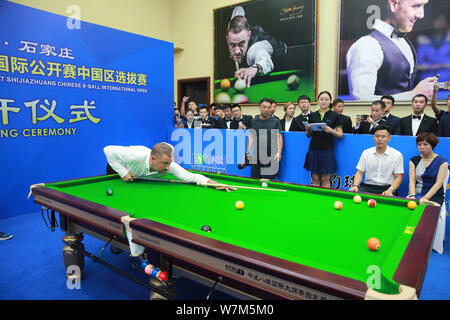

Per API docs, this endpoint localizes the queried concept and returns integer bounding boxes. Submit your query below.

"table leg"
[63,232,85,280]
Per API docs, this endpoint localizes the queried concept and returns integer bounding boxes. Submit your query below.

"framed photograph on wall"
[214,0,317,105]
[338,0,450,102]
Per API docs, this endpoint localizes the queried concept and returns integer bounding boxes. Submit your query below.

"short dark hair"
[231,104,241,110]
[412,94,428,104]
[297,95,311,103]
[221,104,231,110]
[373,124,391,135]
[199,105,208,112]
[259,98,273,105]
[416,132,439,149]
[332,99,344,107]
[372,100,386,110]
[381,95,395,105]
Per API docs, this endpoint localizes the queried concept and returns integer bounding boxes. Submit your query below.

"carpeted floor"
[1,211,449,300]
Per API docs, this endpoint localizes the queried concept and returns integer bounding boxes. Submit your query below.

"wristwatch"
[251,64,262,74]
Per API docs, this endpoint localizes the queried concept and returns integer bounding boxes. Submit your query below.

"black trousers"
[359,183,398,196]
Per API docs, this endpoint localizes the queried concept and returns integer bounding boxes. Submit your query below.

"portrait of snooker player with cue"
[214,0,316,104]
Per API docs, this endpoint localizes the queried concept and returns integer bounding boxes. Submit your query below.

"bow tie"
[413,115,422,120]
[391,29,406,39]
[381,116,387,120]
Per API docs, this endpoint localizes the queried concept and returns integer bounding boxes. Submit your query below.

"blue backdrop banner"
[0,1,173,218]
[170,129,450,211]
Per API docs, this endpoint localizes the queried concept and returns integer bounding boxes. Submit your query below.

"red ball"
[368,199,377,208]
[158,271,168,282]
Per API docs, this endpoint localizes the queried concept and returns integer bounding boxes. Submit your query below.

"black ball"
[201,225,212,232]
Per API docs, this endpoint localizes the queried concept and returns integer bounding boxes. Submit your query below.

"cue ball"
[368,199,377,208]
[407,201,417,210]
[235,200,244,210]
[353,195,362,204]
[106,188,113,196]
[287,75,300,90]
[234,79,247,92]
[201,225,212,232]
[334,201,343,210]
[367,238,381,251]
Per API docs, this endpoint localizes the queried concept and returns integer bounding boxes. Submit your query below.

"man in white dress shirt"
[346,0,436,101]
[104,142,230,190]
[349,125,404,196]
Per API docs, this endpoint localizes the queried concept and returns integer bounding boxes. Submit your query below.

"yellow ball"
[407,201,417,210]
[235,200,244,210]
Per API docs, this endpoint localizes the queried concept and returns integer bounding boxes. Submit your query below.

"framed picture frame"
[213,0,318,105]
[337,0,450,103]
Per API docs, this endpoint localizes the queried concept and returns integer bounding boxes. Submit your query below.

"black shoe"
[0,232,13,240]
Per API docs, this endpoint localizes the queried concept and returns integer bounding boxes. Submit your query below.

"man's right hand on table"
[123,172,136,182]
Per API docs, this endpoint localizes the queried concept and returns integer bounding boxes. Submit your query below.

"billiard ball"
[220,78,231,91]
[158,271,169,282]
[353,195,362,204]
[232,94,249,104]
[234,78,247,92]
[106,188,113,196]
[215,92,231,103]
[407,201,417,210]
[235,200,244,210]
[368,199,377,208]
[367,238,381,251]
[287,74,300,90]
[334,201,343,210]
[201,225,212,232]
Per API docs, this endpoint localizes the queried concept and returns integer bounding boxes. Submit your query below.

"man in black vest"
[225,6,287,88]
[346,0,435,101]
[400,94,438,136]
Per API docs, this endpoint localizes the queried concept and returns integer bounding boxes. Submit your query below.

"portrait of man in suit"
[400,94,438,136]
[345,0,436,101]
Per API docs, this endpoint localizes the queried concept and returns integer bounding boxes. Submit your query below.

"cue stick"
[134,176,287,192]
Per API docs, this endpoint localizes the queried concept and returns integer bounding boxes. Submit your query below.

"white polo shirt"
[103,145,209,184]
[356,146,404,186]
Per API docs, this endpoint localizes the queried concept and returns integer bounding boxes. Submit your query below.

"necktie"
[413,115,422,120]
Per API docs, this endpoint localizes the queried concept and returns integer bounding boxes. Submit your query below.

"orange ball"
[367,238,381,251]
[334,201,343,210]
[220,79,231,91]
[235,200,244,210]
[407,201,417,210]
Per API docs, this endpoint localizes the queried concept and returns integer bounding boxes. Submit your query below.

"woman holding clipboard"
[304,91,344,187]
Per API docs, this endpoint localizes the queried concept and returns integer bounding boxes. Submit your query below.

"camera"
[359,114,369,121]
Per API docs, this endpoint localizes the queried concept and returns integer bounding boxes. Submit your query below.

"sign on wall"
[214,0,317,104]
[0,1,174,218]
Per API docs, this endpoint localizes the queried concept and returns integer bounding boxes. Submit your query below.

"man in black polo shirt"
[245,98,283,180]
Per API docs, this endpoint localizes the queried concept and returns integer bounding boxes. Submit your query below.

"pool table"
[31,172,440,300]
